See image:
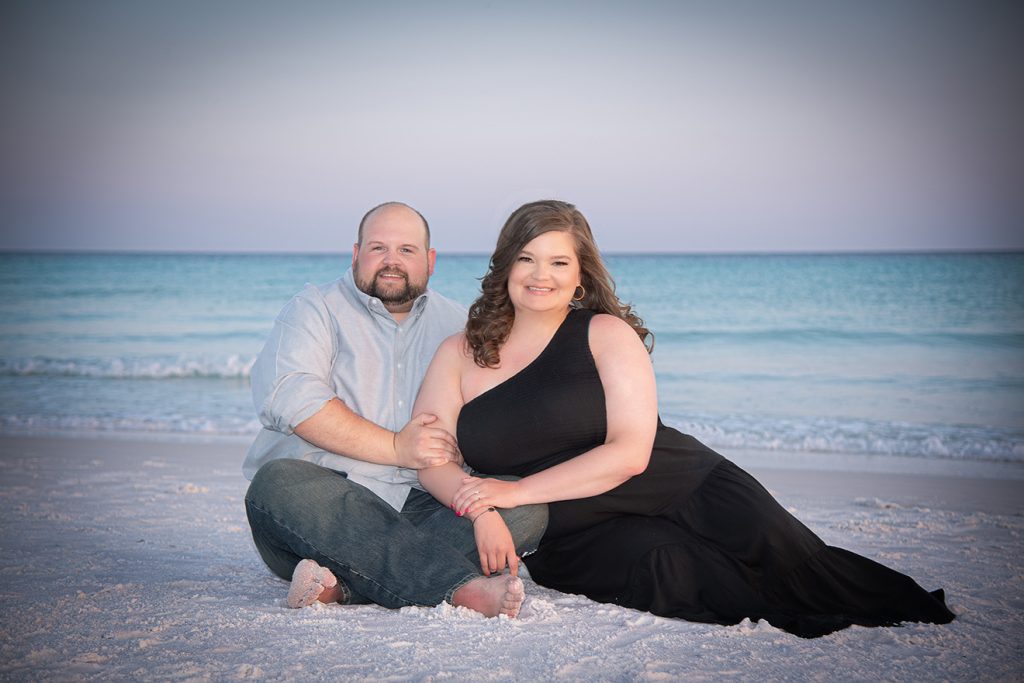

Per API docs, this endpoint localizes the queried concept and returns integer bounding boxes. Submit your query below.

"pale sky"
[2,1,1021,253]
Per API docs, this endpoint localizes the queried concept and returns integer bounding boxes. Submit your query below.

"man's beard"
[355,265,426,306]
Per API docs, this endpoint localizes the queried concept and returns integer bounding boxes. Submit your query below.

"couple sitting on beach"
[242,200,954,638]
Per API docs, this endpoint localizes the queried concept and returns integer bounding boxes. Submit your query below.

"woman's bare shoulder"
[436,331,473,362]
[586,313,649,366]
[588,312,642,342]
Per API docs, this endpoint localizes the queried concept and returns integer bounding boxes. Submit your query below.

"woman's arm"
[413,334,473,504]
[453,313,657,515]
[414,334,520,576]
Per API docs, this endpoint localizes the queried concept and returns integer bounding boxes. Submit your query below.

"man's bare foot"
[287,559,343,608]
[451,574,525,618]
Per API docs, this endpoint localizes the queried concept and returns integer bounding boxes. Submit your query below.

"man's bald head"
[357,202,431,248]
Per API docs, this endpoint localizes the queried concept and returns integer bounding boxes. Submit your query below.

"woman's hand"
[471,510,519,576]
[453,476,522,518]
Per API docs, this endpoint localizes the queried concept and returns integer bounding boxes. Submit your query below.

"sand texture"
[0,435,1021,681]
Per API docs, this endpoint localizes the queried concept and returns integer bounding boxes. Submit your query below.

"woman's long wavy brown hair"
[466,200,652,368]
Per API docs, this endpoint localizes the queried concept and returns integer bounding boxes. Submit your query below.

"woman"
[416,200,954,637]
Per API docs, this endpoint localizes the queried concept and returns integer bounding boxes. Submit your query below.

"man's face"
[352,206,436,315]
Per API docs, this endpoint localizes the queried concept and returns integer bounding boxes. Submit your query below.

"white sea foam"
[0,413,262,437]
[1,407,1019,464]
[665,413,1024,463]
[0,355,255,379]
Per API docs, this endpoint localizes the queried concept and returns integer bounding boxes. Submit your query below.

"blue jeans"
[244,459,548,608]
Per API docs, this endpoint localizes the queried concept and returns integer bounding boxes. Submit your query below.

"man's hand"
[471,511,519,576]
[394,413,463,469]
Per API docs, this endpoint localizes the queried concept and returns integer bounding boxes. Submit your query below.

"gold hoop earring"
[573,285,586,301]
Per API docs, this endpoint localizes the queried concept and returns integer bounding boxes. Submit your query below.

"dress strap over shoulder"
[557,307,597,348]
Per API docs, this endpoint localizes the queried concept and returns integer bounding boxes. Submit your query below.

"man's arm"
[294,398,460,469]
[252,286,459,469]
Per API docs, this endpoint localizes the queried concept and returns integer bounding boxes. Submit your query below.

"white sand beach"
[1,434,1021,681]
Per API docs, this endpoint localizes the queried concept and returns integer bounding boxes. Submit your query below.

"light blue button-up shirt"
[243,267,467,510]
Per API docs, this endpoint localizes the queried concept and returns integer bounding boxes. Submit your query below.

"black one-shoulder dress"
[457,308,954,637]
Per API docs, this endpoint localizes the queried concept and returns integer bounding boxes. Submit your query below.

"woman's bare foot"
[451,574,525,618]
[287,559,343,608]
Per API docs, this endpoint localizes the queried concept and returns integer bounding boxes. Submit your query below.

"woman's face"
[506,230,581,315]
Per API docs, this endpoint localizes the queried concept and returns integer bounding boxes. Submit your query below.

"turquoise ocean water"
[1,252,1021,464]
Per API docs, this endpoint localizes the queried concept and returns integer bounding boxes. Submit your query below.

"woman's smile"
[507,230,581,312]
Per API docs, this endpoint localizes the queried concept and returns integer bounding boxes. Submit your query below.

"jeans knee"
[508,503,549,551]
[526,503,549,532]
[247,457,314,497]
[255,456,305,481]
[247,460,275,501]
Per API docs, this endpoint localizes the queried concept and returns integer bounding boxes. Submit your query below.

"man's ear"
[427,248,437,276]
[352,243,359,267]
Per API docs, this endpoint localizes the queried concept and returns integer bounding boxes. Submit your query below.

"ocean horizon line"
[2,247,1023,258]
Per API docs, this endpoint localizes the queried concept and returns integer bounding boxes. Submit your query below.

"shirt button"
[397,363,402,369]
[398,400,404,406]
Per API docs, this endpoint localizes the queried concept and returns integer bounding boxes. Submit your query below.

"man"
[243,202,547,617]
